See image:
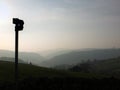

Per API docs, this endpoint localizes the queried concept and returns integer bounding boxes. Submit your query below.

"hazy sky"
[0,0,120,52]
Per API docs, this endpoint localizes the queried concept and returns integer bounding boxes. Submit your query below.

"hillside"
[0,61,106,82]
[0,61,120,90]
[0,57,25,63]
[0,50,45,65]
[69,57,120,78]
[40,48,120,67]
[92,57,120,77]
[39,49,73,59]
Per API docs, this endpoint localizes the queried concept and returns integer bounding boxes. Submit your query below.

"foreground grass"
[0,61,106,82]
[0,61,120,90]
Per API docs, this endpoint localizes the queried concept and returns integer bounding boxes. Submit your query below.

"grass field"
[0,61,106,82]
[0,61,120,90]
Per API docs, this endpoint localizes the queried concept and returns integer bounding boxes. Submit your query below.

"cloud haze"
[0,0,120,51]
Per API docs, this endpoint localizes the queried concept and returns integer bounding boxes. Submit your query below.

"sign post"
[13,18,24,90]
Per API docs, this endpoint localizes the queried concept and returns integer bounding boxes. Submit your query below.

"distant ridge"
[0,50,45,66]
[40,48,120,67]
[0,57,25,63]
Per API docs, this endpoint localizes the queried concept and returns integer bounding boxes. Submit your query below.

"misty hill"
[39,49,73,59]
[69,56,120,78]
[0,50,45,65]
[40,48,120,67]
[0,57,25,63]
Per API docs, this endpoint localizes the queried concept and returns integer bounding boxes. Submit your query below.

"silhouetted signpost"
[13,18,24,90]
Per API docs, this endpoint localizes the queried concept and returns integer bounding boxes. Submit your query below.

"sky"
[0,0,120,52]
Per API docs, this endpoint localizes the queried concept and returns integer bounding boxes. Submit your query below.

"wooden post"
[15,29,19,90]
[13,18,24,90]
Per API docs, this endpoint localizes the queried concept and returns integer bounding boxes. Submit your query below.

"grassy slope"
[0,61,104,82]
[92,57,120,77]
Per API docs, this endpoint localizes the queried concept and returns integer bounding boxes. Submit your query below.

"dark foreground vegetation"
[0,77,120,90]
[0,60,120,90]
